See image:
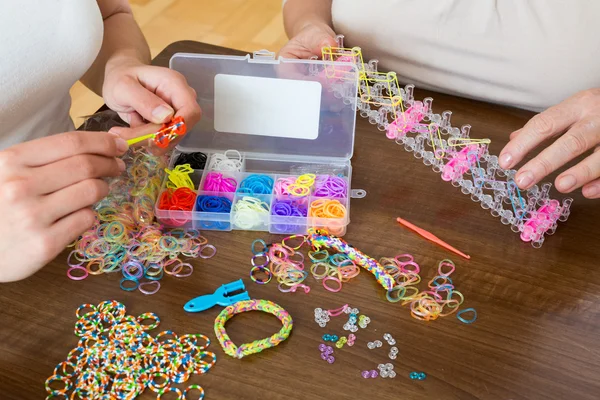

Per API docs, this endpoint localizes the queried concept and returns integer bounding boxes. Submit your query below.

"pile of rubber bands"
[249,235,361,293]
[67,149,216,295]
[274,174,316,197]
[381,256,477,323]
[250,229,477,323]
[45,301,216,398]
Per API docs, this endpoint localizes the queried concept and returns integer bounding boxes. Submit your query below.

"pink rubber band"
[438,261,455,277]
[199,244,216,259]
[67,251,84,267]
[174,263,194,278]
[67,266,88,281]
[323,276,342,293]
[139,281,161,295]
[400,261,420,274]
[327,304,348,316]
[290,284,311,294]
[394,254,414,264]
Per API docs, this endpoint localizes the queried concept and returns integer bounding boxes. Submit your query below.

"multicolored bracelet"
[214,299,293,359]
[306,229,396,291]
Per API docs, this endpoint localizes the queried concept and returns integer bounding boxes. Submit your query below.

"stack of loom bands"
[195,196,232,213]
[46,301,216,398]
[274,177,296,196]
[309,199,347,235]
[202,172,238,192]
[248,237,309,291]
[309,250,360,292]
[195,196,232,230]
[173,151,207,170]
[158,187,196,211]
[381,257,474,322]
[268,243,309,291]
[275,174,316,197]
[165,163,195,190]
[207,149,244,172]
[69,149,216,295]
[238,174,274,195]
[214,299,293,359]
[313,175,348,198]
[272,200,308,217]
[233,196,270,230]
[309,199,347,218]
[270,199,308,233]
[306,229,396,291]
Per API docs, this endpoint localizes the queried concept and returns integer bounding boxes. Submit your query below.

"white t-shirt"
[0,0,103,150]
[328,0,600,112]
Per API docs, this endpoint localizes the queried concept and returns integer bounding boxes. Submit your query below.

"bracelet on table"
[214,299,293,359]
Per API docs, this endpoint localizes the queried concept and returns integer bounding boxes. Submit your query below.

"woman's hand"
[0,132,128,282]
[499,89,600,199]
[102,58,201,131]
[279,22,337,59]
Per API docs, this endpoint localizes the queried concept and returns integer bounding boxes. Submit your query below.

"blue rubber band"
[120,277,139,291]
[456,307,477,324]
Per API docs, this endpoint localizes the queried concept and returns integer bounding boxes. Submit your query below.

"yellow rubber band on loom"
[429,124,445,159]
[165,164,194,189]
[447,137,492,147]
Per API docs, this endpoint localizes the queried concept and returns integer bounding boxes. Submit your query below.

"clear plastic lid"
[170,51,358,162]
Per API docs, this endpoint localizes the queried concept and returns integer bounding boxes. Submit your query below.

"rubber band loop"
[67,267,88,281]
[438,259,456,277]
[250,266,272,284]
[322,276,342,292]
[251,239,268,255]
[119,277,139,291]
[158,387,183,399]
[198,244,217,259]
[251,254,269,268]
[457,308,477,324]
[183,384,205,400]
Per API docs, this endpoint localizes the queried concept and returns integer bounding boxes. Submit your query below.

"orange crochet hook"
[396,217,471,260]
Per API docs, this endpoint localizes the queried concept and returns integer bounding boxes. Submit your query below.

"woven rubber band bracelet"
[214,299,293,359]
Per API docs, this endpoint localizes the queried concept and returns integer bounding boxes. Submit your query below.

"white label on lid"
[214,74,321,140]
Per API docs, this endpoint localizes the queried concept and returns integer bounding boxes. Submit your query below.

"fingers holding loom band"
[43,179,108,224]
[12,131,128,167]
[35,154,124,195]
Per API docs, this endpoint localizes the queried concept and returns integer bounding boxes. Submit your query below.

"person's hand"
[0,132,128,282]
[279,22,337,59]
[499,89,600,199]
[102,58,201,133]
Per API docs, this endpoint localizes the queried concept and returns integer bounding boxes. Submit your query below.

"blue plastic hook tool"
[184,279,250,313]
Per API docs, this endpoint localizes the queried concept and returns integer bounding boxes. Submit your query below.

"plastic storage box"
[154,50,362,236]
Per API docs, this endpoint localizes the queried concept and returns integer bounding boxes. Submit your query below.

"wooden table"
[1,41,599,400]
